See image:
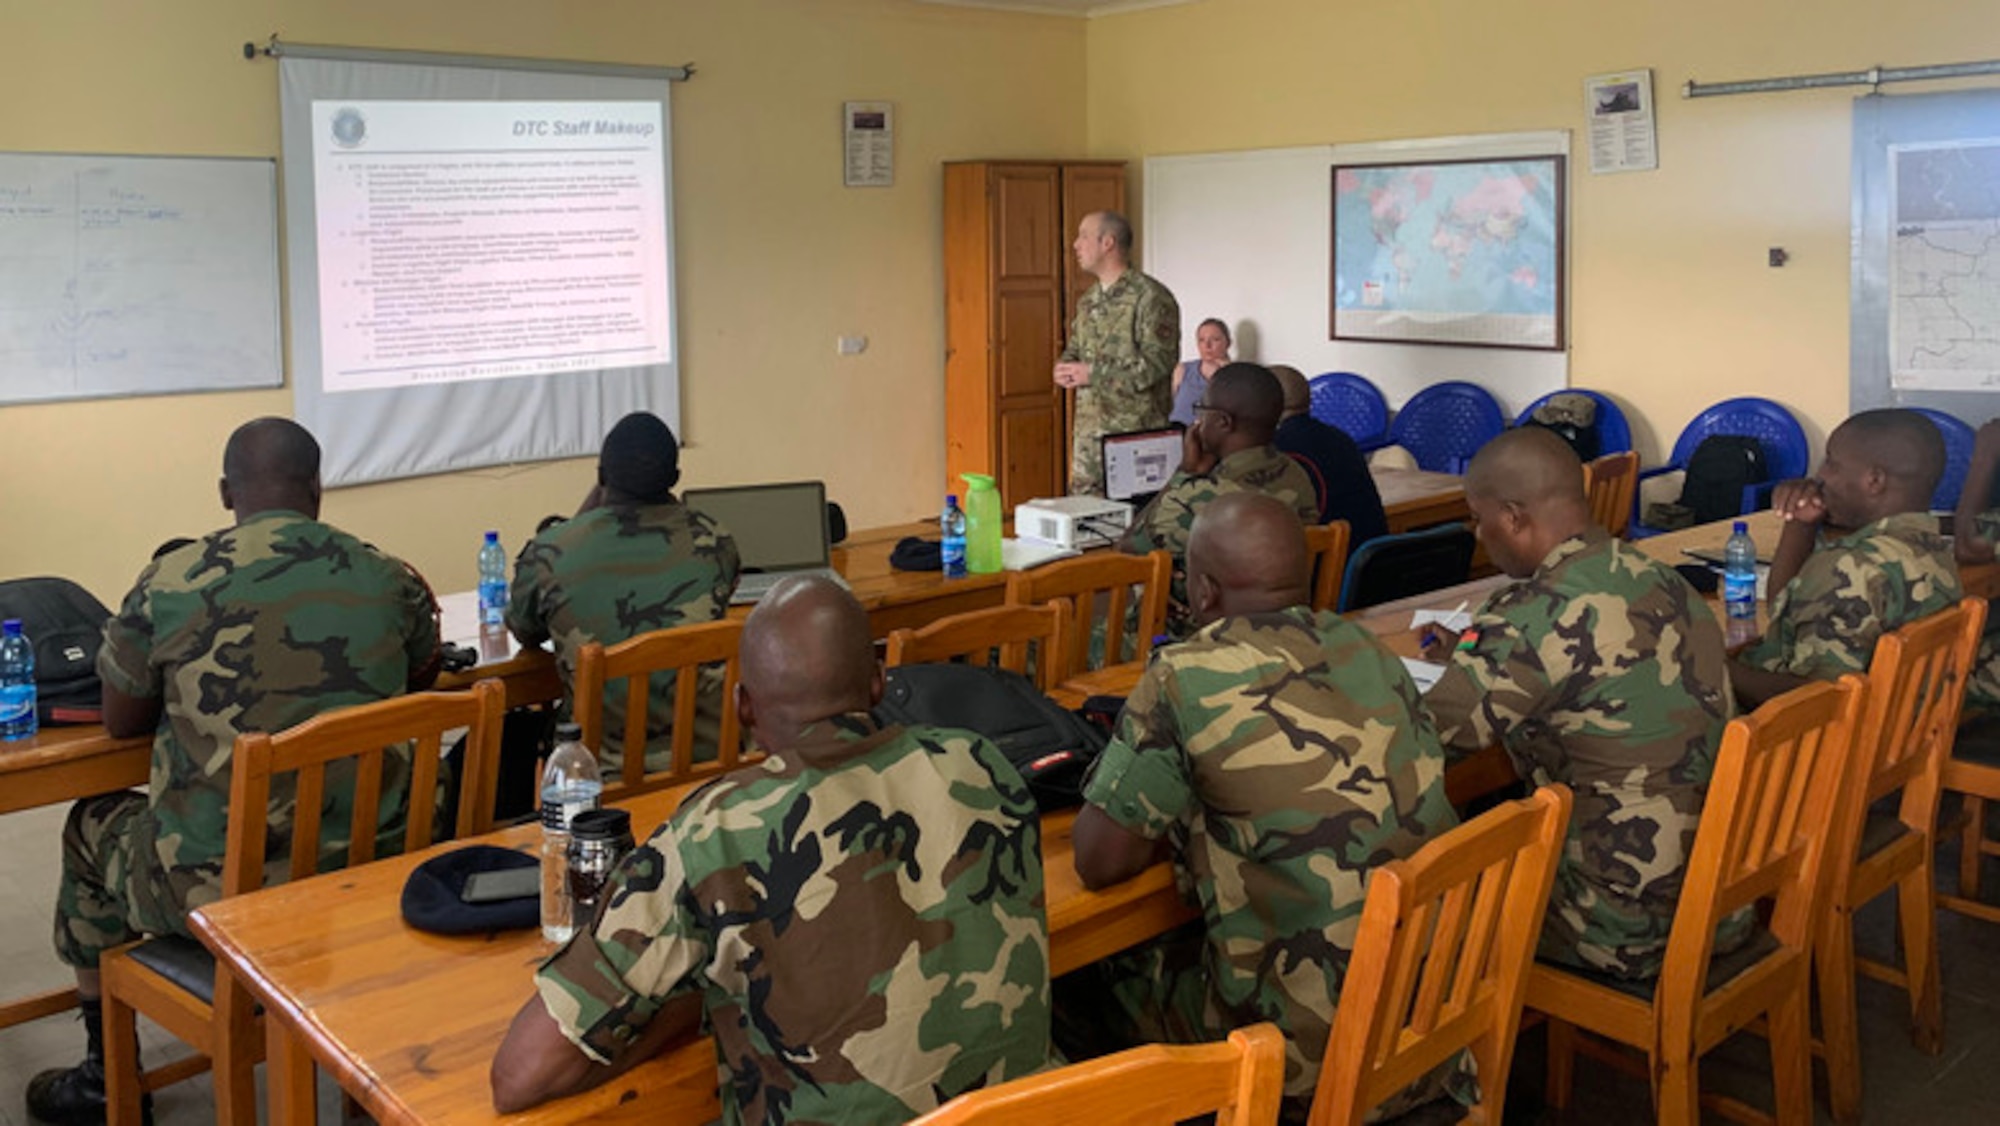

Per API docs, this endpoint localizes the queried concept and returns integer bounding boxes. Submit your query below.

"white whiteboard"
[1143,132,1570,417]
[0,153,281,405]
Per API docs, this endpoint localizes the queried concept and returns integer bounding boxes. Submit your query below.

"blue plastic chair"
[1336,523,1478,613]
[1385,381,1506,475]
[1629,397,1810,538]
[1307,371,1391,451]
[1915,408,1975,512]
[1515,389,1634,455]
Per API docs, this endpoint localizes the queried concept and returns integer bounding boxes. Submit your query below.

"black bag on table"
[1679,435,1769,526]
[0,577,111,725]
[873,663,1108,811]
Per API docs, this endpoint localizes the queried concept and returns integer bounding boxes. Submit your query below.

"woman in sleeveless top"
[1169,318,1232,425]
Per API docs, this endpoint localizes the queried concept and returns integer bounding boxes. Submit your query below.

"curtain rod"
[1684,58,2000,99]
[242,35,693,82]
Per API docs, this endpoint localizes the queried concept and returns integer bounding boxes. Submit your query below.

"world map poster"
[1891,140,2000,390]
[1332,155,1565,350]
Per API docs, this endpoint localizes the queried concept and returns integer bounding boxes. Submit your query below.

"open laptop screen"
[682,481,830,571]
[1102,428,1183,502]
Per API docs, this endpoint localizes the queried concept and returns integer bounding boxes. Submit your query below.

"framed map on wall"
[1331,155,1566,350]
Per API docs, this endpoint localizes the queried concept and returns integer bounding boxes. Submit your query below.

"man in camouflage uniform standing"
[1056,210,1179,496]
[492,575,1050,1123]
[508,412,739,790]
[1068,494,1459,1124]
[1421,428,1737,980]
[31,418,440,1124]
[1121,363,1318,634]
[1733,409,1958,708]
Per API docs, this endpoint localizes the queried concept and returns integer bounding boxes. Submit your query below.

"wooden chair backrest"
[1310,786,1572,1126]
[1303,520,1352,613]
[1584,450,1639,538]
[884,601,1072,692]
[222,678,507,896]
[914,1022,1286,1126]
[1654,676,1863,1016]
[574,618,748,797]
[1829,599,1985,887]
[1006,550,1169,680]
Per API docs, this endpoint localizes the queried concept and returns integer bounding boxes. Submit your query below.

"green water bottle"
[960,473,1003,574]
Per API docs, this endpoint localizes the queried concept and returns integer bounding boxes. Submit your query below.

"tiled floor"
[2,794,2000,1124]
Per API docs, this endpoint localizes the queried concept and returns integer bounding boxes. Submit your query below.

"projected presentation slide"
[310,100,672,394]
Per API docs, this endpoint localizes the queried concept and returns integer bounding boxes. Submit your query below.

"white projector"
[1014,497,1134,550]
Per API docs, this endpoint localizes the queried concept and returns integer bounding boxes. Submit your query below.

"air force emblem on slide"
[331,107,368,149]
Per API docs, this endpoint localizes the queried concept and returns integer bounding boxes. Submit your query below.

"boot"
[24,999,151,1126]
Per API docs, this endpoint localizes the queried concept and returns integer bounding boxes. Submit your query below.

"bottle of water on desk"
[0,620,35,742]
[539,723,602,943]
[940,495,968,579]
[477,531,507,629]
[1723,521,1758,620]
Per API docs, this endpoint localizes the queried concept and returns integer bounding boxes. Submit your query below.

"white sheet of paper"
[1001,538,1082,571]
[1400,657,1447,694]
[1410,608,1473,632]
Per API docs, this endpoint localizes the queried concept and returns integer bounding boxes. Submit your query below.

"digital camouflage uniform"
[1967,509,2000,709]
[1072,608,1460,1122]
[1422,529,1737,979]
[535,713,1050,1126]
[1742,512,1960,683]
[60,510,439,966]
[1062,268,1179,495]
[507,500,739,775]
[1123,446,1319,635]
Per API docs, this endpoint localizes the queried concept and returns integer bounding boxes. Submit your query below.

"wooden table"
[192,785,1196,1126]
[1372,467,1468,534]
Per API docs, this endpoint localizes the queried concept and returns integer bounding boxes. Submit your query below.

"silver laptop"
[1102,427,1183,503]
[684,481,846,605]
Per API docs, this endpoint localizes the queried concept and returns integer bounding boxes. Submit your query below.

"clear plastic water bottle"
[940,495,968,579]
[0,620,35,742]
[477,531,507,628]
[539,722,603,943]
[1723,521,1758,620]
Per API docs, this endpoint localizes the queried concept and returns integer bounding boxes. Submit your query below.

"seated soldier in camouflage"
[1070,493,1460,1124]
[491,575,1051,1123]
[1953,417,2000,708]
[1118,363,1319,636]
[30,418,442,1125]
[1731,409,1958,709]
[1420,428,1736,980]
[506,411,739,783]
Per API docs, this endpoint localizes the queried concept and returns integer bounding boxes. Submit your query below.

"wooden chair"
[885,601,1072,692]
[1303,520,1352,612]
[1583,450,1640,538]
[573,618,749,799]
[914,1022,1286,1126]
[101,679,507,1126]
[1528,676,1864,1126]
[1812,598,1983,1123]
[1942,651,2000,929]
[1309,785,1572,1126]
[1006,550,1169,682]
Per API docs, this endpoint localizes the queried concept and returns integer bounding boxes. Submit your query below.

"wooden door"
[989,165,1063,508]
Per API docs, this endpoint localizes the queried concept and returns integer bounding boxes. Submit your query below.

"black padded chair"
[1335,523,1477,613]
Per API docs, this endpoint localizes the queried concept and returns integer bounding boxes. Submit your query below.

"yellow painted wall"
[1086,0,2000,464]
[2,0,1086,603]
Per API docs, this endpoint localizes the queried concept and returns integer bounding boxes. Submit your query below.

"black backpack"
[0,577,111,725]
[874,663,1108,811]
[1680,435,1768,526]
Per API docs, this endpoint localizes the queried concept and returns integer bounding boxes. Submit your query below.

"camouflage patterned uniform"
[1742,512,1960,682]
[1071,608,1459,1121]
[1062,269,1179,495]
[535,713,1050,1125]
[1123,446,1319,634]
[1422,529,1736,979]
[507,501,739,775]
[1967,510,2000,708]
[59,510,439,966]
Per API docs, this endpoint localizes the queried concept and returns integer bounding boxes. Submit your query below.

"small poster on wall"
[1584,69,1659,174]
[844,101,894,187]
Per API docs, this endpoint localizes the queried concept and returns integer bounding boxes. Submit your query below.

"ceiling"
[913,0,1198,17]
